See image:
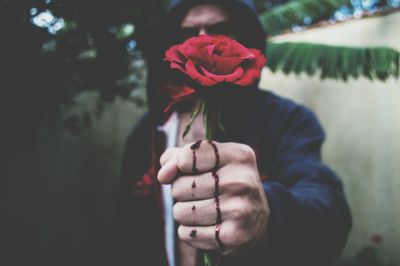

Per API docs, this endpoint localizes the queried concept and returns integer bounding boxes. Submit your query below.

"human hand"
[158,140,270,255]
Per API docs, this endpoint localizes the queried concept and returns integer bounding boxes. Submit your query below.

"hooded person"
[109,1,352,266]
[145,0,267,126]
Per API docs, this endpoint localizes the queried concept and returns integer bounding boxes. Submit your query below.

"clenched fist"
[158,140,270,255]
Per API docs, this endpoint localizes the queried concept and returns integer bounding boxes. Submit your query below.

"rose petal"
[213,56,245,74]
[167,85,196,101]
[233,50,266,86]
[182,45,207,63]
[234,67,261,86]
[205,44,215,55]
[180,44,212,70]
[248,49,267,68]
[198,45,215,68]
[170,62,184,71]
[220,40,253,59]
[165,44,186,64]
[201,66,244,83]
[185,60,217,86]
[163,85,196,113]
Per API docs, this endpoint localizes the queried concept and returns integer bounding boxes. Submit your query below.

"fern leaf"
[265,41,400,81]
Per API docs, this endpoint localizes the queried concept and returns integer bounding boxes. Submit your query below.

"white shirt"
[158,112,179,266]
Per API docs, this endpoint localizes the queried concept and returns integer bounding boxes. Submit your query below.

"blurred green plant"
[266,42,399,80]
[259,0,400,81]
[260,0,351,35]
[0,0,166,149]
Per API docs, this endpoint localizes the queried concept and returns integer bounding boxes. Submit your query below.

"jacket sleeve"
[261,105,352,265]
[224,103,352,266]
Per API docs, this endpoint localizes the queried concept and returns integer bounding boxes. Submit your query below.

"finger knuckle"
[159,150,169,165]
[241,144,256,162]
[234,144,256,164]
[160,147,175,165]
[229,199,251,220]
[222,222,248,250]
[177,225,186,241]
[173,202,183,221]
[171,182,182,200]
[177,151,192,173]
[227,178,253,195]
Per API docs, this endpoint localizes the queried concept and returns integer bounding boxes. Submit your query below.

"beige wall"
[260,11,400,265]
[31,95,147,265]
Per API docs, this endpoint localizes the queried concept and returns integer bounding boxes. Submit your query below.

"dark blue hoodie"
[165,0,265,51]
[168,0,258,16]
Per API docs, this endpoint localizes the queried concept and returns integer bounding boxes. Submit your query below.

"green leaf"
[266,41,400,81]
[204,252,212,266]
[182,100,204,139]
[259,0,351,35]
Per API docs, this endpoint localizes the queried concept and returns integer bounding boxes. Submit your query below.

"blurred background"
[0,0,399,265]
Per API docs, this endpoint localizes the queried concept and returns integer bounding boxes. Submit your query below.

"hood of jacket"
[168,0,258,13]
[156,0,265,55]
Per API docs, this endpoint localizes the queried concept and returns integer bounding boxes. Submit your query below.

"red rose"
[164,34,266,87]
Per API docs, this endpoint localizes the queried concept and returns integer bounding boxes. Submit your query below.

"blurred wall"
[260,11,400,266]
[33,96,146,266]
[1,92,146,266]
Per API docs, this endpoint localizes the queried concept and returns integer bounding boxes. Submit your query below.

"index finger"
[175,140,256,174]
[157,140,256,184]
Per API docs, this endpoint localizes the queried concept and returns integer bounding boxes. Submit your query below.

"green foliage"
[259,0,351,35]
[266,41,400,81]
[0,0,166,140]
[254,0,294,13]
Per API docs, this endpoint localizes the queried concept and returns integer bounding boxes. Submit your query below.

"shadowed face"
[179,4,235,41]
